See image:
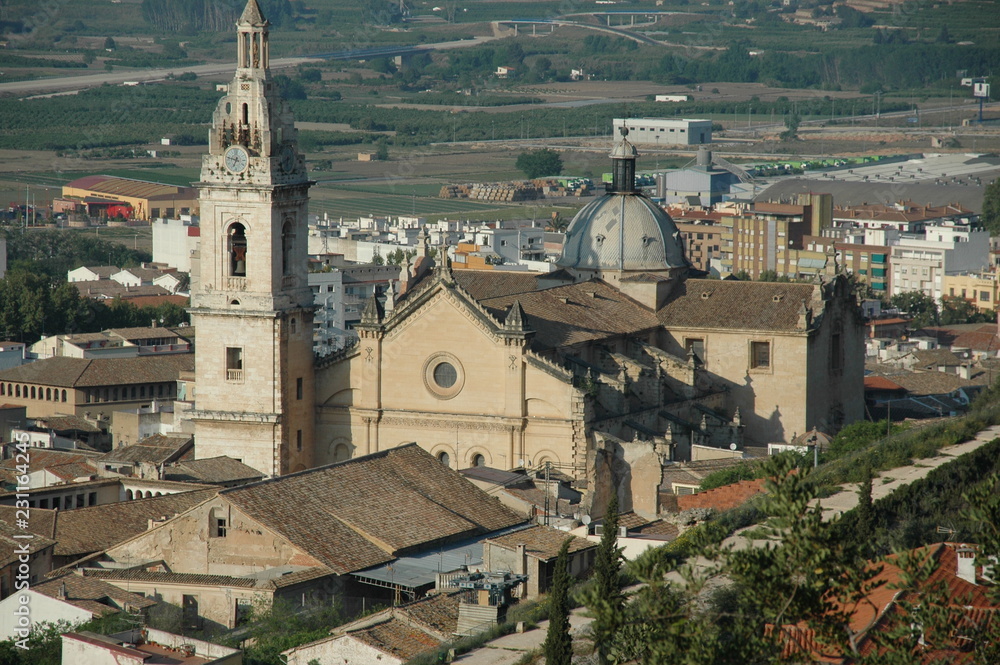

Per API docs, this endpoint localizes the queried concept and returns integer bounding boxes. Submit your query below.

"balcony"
[226,369,244,382]
[226,276,248,291]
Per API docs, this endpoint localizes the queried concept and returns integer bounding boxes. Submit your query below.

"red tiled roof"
[676,479,766,512]
[864,375,906,392]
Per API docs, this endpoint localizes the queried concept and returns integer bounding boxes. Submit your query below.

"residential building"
[0,523,54,600]
[283,592,462,665]
[61,628,240,665]
[673,217,724,273]
[0,574,154,640]
[95,434,193,478]
[804,235,891,293]
[889,224,990,300]
[482,525,595,597]
[76,444,524,630]
[613,117,712,145]
[942,268,1000,312]
[31,326,192,360]
[719,193,834,279]
[832,200,978,233]
[0,488,218,568]
[0,354,192,419]
[152,216,201,273]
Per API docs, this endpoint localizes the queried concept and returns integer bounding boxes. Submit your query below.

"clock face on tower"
[225,146,249,174]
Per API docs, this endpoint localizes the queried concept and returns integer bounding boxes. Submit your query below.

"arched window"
[333,443,351,463]
[242,102,249,126]
[45,388,51,401]
[472,454,486,468]
[438,451,450,467]
[281,220,294,275]
[229,223,248,277]
[15,385,20,398]
[30,386,35,400]
[62,390,67,403]
[1,384,5,396]
[126,490,133,500]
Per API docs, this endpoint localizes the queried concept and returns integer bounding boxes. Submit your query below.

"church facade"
[192,2,865,513]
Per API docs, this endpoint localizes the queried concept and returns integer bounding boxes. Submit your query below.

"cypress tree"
[589,492,624,665]
[543,538,573,665]
[855,462,875,554]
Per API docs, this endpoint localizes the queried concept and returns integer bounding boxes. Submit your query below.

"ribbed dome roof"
[557,194,688,272]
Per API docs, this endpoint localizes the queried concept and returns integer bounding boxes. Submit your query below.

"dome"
[557,194,688,272]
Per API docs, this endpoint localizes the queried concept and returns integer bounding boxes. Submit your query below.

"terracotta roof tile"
[350,617,443,660]
[98,435,193,465]
[35,573,156,615]
[453,271,543,301]
[0,488,218,557]
[0,354,193,388]
[478,280,661,350]
[676,479,766,512]
[164,456,265,484]
[486,525,594,560]
[659,279,818,331]
[221,444,524,574]
[401,591,462,636]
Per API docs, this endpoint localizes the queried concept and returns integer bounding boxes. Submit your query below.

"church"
[192,1,864,513]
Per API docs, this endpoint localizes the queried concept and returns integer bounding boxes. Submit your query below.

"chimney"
[956,545,977,585]
[57,582,67,600]
[959,364,971,380]
[515,544,527,575]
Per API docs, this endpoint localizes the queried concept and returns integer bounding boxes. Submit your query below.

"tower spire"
[237,0,269,72]
[239,0,267,26]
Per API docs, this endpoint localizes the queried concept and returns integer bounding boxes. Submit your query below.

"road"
[0,35,502,97]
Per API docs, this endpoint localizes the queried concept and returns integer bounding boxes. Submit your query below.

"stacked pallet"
[439,181,543,201]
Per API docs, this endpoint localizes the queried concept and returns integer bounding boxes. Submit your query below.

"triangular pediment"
[382,274,507,344]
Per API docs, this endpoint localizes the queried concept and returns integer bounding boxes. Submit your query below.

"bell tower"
[189,0,315,477]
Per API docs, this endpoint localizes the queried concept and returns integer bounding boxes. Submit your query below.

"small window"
[88,492,97,506]
[438,451,450,467]
[750,341,771,370]
[433,362,458,389]
[215,518,227,538]
[226,347,244,382]
[685,338,705,364]
[830,333,843,371]
[296,429,302,452]
[472,454,486,467]
[296,377,303,400]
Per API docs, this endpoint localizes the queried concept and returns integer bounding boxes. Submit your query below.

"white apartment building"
[889,225,990,301]
[151,216,200,273]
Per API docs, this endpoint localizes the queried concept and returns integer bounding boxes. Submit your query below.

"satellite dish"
[729,443,738,451]
[581,514,592,525]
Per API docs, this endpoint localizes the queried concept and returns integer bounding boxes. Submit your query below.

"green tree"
[588,492,624,665]
[515,149,563,179]
[543,539,573,665]
[781,113,800,140]
[982,177,1000,236]
[856,462,875,555]
[940,294,983,325]
[890,290,938,327]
